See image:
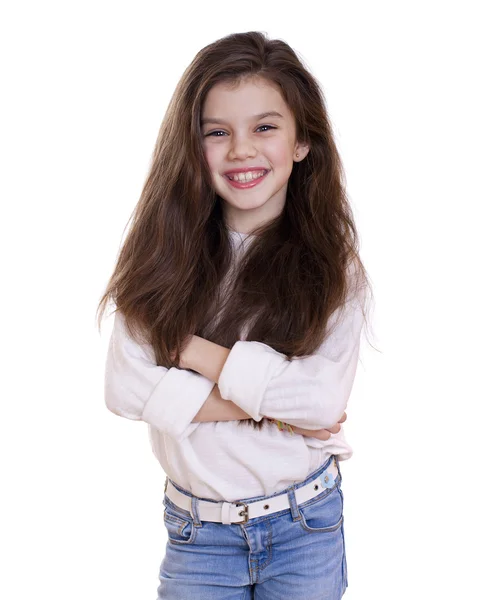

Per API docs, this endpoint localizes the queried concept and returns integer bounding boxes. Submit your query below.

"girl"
[98,31,372,599]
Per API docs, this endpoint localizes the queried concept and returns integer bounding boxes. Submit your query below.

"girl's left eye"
[205,125,276,137]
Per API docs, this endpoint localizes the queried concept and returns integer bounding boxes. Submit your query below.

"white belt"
[164,458,339,525]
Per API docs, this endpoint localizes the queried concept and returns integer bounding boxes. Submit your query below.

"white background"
[1,1,489,598]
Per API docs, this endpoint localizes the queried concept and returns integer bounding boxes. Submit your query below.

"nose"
[228,134,257,160]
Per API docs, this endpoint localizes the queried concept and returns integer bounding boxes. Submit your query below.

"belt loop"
[286,485,301,521]
[190,495,202,528]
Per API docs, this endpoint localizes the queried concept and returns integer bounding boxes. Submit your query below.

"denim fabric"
[156,454,348,599]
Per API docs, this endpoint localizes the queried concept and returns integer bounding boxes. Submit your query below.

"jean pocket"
[298,485,343,533]
[163,505,197,545]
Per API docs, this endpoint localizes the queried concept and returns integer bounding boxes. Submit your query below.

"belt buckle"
[234,501,249,524]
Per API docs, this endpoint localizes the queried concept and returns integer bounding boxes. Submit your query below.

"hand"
[272,412,347,441]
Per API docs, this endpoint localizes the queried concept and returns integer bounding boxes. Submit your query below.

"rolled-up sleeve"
[104,311,215,441]
[217,286,366,430]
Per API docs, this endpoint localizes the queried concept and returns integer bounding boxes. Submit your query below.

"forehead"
[201,77,292,122]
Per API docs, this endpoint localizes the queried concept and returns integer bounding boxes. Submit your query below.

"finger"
[312,429,332,441]
[326,423,341,434]
[338,412,347,423]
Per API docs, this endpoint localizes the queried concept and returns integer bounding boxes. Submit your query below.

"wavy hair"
[96,31,375,431]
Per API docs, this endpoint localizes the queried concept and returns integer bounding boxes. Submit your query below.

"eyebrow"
[200,111,284,126]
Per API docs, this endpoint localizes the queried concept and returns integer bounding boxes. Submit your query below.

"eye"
[204,125,277,137]
[205,130,226,137]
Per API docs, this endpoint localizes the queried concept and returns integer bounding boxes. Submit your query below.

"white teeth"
[227,170,267,182]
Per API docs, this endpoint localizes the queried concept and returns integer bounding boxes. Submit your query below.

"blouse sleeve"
[104,311,215,441]
[217,285,366,430]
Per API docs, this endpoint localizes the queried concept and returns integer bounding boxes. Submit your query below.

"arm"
[191,383,347,442]
[181,337,349,435]
[179,335,231,384]
[175,337,251,422]
[104,310,217,442]
[183,285,366,431]
[191,384,252,422]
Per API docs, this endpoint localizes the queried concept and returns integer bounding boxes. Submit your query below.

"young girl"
[98,31,371,599]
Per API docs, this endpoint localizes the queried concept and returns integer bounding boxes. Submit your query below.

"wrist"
[183,335,231,383]
[179,334,198,370]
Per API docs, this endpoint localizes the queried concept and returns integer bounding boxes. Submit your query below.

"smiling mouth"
[224,170,270,189]
[225,169,269,182]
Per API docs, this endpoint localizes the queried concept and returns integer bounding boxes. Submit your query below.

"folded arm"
[104,311,243,442]
[184,286,366,431]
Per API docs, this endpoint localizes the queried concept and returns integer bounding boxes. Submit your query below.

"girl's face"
[201,76,309,234]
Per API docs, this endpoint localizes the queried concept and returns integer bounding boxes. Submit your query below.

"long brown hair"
[96,31,374,431]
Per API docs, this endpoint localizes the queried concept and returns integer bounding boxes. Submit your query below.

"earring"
[296,153,300,158]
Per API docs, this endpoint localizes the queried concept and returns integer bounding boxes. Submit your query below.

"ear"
[293,141,310,162]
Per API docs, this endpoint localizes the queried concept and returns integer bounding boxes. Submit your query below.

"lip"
[223,169,270,189]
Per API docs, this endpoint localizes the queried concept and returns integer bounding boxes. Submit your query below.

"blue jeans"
[157,454,348,599]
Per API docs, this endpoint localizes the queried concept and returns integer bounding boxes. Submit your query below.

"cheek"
[264,139,293,166]
[203,144,222,171]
